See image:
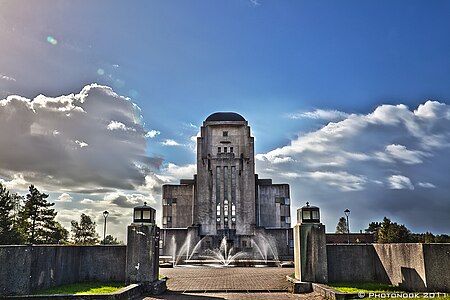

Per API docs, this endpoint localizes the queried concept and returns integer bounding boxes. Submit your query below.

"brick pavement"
[141,266,326,299]
[160,266,293,292]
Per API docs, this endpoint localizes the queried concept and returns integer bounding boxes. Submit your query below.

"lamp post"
[344,209,350,244]
[103,210,109,245]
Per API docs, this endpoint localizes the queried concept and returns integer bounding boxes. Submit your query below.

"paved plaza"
[161,266,293,292]
[141,266,326,300]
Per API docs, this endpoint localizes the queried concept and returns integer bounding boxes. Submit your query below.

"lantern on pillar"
[297,202,320,224]
[133,202,155,224]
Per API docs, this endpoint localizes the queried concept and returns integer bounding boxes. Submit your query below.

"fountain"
[165,232,282,267]
[203,236,248,266]
[251,233,281,267]
[252,233,280,264]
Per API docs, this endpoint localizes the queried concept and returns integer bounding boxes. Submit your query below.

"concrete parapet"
[327,243,450,292]
[0,245,126,296]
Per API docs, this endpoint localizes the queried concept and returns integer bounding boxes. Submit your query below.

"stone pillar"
[126,224,160,290]
[126,203,162,292]
[294,203,328,283]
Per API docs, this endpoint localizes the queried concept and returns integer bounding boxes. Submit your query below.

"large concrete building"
[160,112,293,259]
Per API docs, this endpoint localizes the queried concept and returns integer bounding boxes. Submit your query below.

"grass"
[33,281,124,295]
[327,282,450,299]
[328,282,401,293]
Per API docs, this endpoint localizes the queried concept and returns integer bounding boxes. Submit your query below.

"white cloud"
[259,101,450,171]
[187,132,201,153]
[0,173,28,190]
[378,144,427,165]
[414,100,450,119]
[304,171,367,191]
[145,130,160,138]
[388,175,414,190]
[107,120,136,132]
[161,139,182,146]
[256,100,450,233]
[56,193,73,202]
[1,74,16,82]
[417,182,436,188]
[75,140,89,148]
[80,198,96,205]
[161,163,196,182]
[288,109,350,121]
[279,171,367,191]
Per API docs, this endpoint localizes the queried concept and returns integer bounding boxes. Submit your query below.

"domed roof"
[205,112,246,122]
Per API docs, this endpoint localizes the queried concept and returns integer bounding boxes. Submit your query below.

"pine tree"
[366,217,411,243]
[335,216,348,234]
[0,183,24,244]
[365,221,382,242]
[20,185,68,244]
[71,213,100,245]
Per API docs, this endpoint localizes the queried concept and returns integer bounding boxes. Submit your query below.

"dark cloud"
[106,192,150,209]
[0,84,162,193]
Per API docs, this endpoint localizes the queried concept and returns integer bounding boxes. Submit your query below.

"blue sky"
[1,0,450,241]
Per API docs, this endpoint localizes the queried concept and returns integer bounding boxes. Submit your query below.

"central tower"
[195,112,256,236]
[160,112,293,260]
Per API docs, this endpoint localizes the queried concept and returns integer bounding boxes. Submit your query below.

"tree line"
[0,183,122,245]
[336,216,450,243]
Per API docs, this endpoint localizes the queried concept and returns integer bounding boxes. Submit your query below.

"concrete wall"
[423,244,450,292]
[374,244,426,291]
[257,184,290,228]
[0,245,126,296]
[327,243,450,292]
[327,245,378,282]
[162,184,194,228]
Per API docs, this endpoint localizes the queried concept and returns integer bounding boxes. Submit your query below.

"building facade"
[160,112,293,260]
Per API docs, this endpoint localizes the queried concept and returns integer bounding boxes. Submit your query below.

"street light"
[103,210,109,245]
[344,209,350,244]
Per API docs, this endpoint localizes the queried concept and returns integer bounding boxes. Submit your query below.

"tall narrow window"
[224,147,227,153]
[231,166,236,201]
[224,167,228,203]
[224,166,228,227]
[231,166,236,219]
[230,147,233,153]
[218,147,221,153]
[216,166,221,204]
